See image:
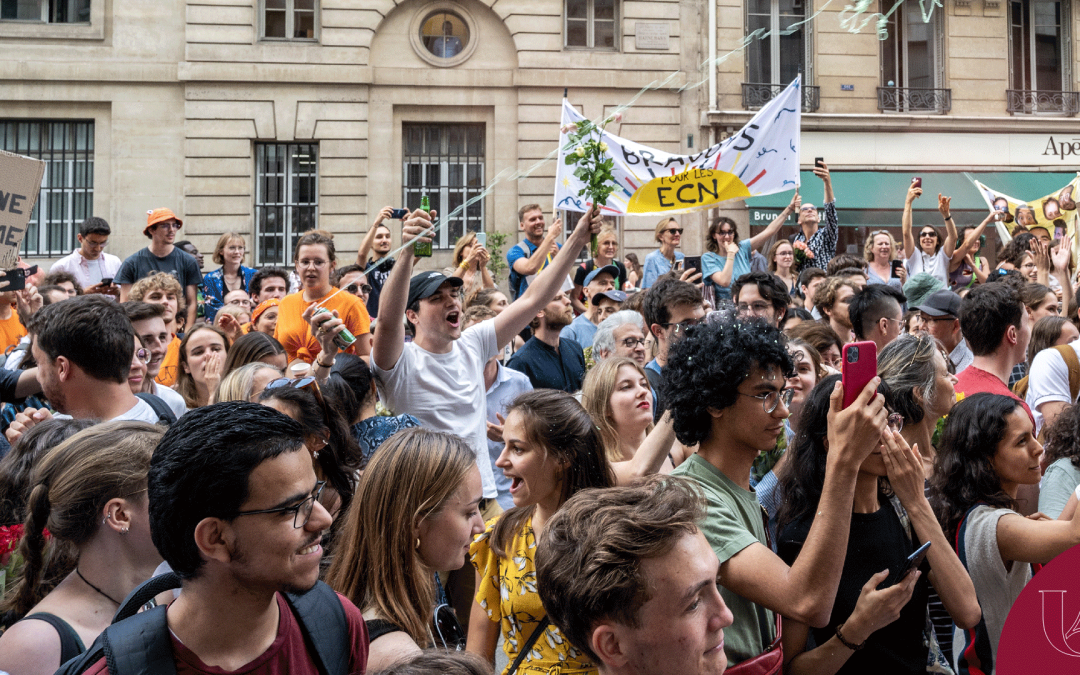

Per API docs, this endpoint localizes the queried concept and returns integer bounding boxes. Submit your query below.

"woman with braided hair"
[0,422,165,675]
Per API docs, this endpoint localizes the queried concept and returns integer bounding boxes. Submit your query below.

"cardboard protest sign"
[0,151,45,269]
[555,78,802,216]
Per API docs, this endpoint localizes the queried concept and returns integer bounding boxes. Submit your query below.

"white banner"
[555,77,802,217]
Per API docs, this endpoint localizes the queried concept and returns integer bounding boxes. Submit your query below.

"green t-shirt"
[672,454,775,666]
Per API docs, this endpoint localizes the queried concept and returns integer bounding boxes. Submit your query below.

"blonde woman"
[203,232,255,323]
[863,229,905,290]
[0,422,165,675]
[327,427,484,671]
[580,356,683,479]
[445,232,495,295]
[641,218,684,289]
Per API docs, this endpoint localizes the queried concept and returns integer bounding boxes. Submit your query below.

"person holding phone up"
[902,183,957,286]
[445,232,495,296]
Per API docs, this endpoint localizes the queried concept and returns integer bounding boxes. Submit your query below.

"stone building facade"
[0,0,1077,271]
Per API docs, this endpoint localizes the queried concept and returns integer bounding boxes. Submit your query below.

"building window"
[565,0,616,49]
[255,143,318,266]
[879,0,947,111]
[262,0,316,40]
[746,0,806,86]
[403,124,484,251]
[0,120,93,257]
[420,10,468,58]
[1009,0,1074,103]
[0,0,89,22]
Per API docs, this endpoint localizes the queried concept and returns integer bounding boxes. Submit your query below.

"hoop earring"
[416,538,421,550]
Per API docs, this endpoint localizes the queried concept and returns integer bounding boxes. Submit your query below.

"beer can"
[313,306,356,349]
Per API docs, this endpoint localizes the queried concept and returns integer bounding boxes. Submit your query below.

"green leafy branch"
[562,112,621,256]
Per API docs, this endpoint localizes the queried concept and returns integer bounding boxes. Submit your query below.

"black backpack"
[55,573,350,675]
[134,393,178,427]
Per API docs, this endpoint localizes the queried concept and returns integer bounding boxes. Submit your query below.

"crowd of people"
[0,169,1078,675]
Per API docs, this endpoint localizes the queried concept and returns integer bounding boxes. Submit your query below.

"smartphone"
[879,541,931,589]
[684,255,701,273]
[673,259,684,272]
[101,277,113,286]
[0,266,36,292]
[814,157,824,168]
[476,232,487,247]
[841,341,877,409]
[890,260,904,279]
[912,177,922,189]
[390,208,409,219]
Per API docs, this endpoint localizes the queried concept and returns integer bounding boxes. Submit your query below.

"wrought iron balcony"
[742,83,820,113]
[1006,89,1079,116]
[877,87,952,113]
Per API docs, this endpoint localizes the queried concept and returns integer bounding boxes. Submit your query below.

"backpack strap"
[284,580,350,675]
[134,393,178,427]
[103,606,178,675]
[1054,343,1080,403]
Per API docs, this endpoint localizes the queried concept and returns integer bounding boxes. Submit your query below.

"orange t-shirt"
[155,335,181,387]
[274,289,371,363]
[0,309,25,355]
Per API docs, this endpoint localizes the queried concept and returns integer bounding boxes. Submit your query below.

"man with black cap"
[372,206,602,514]
[117,207,200,329]
[915,289,971,374]
[561,264,625,350]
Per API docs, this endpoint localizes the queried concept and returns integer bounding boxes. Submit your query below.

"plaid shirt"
[792,201,839,272]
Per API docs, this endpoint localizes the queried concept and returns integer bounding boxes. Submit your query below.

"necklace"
[76,568,121,605]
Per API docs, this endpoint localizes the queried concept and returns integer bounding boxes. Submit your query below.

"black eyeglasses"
[433,603,467,651]
[235,481,326,529]
[660,318,700,335]
[620,337,646,348]
[717,229,736,236]
[740,388,794,413]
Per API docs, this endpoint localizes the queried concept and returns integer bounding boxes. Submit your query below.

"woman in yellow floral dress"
[467,390,614,675]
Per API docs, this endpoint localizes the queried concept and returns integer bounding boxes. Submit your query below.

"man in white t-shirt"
[373,206,602,509]
[902,184,956,285]
[5,295,163,443]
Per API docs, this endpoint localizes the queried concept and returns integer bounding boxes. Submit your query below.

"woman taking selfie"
[776,376,980,675]
[467,390,613,674]
[327,427,483,671]
[931,393,1080,674]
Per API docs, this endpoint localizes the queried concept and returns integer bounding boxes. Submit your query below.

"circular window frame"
[411,2,478,68]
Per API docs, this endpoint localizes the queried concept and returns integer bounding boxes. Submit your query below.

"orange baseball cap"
[144,208,183,236]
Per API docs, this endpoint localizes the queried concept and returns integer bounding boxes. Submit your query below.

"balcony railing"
[877,87,952,113]
[742,83,821,113]
[1006,89,1079,116]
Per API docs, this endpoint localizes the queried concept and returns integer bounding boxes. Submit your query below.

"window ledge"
[0,19,103,39]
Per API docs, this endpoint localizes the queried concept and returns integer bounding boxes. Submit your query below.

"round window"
[420,11,469,59]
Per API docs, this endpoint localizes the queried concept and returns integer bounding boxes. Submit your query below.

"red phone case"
[841,341,877,408]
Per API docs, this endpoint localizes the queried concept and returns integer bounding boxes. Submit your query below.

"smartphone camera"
[846,346,859,363]
[390,208,409,219]
[912,177,922,189]
[814,157,824,168]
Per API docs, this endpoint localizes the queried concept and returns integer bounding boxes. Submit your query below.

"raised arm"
[939,195,958,258]
[610,411,676,485]
[997,500,1080,565]
[902,184,922,259]
[512,219,562,277]
[816,162,835,205]
[950,213,995,266]
[1052,240,1074,313]
[371,210,429,372]
[749,192,800,252]
[357,206,393,266]
[496,210,602,350]
[719,380,887,627]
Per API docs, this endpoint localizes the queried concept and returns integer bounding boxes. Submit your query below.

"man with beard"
[60,402,369,674]
[6,295,164,443]
[507,286,587,392]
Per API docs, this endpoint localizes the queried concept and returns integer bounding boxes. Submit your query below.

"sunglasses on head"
[265,376,332,431]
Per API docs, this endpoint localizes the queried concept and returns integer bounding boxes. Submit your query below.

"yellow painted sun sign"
[626,168,751,214]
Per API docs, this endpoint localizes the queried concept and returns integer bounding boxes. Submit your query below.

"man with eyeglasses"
[6,296,177,443]
[848,284,907,352]
[50,216,122,296]
[732,271,790,327]
[790,161,840,272]
[123,301,188,420]
[592,310,649,365]
[913,289,971,374]
[642,278,704,418]
[60,402,369,675]
[117,208,201,330]
[332,264,372,304]
[666,316,889,669]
